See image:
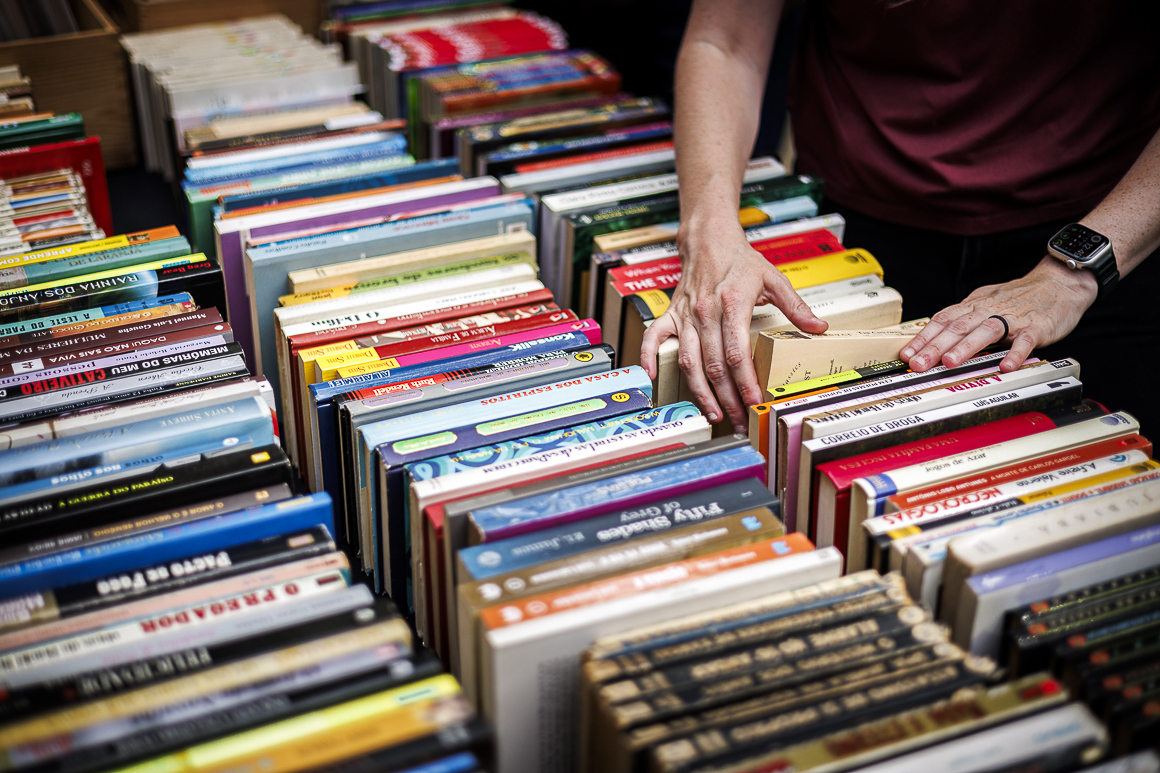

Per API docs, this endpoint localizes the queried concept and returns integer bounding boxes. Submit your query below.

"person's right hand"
[640,219,829,433]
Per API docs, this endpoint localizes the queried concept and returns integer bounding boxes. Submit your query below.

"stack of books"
[121,16,366,183]
[0,67,111,244]
[0,226,489,773]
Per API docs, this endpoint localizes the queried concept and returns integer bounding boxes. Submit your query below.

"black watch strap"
[1090,250,1120,301]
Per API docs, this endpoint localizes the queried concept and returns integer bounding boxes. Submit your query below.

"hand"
[640,220,829,432]
[901,256,1099,373]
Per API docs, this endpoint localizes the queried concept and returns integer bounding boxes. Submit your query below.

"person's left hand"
[900,256,1100,373]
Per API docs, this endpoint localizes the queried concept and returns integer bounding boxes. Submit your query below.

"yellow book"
[0,254,205,298]
[315,348,386,382]
[336,357,398,380]
[109,675,466,773]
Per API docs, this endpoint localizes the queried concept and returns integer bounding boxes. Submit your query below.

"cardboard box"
[0,0,136,169]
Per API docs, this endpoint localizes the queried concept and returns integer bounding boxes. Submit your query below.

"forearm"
[1081,126,1160,276]
[673,0,783,250]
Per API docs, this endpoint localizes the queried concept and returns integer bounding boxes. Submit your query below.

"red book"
[608,257,681,284]
[383,16,568,71]
[0,137,111,235]
[885,433,1153,512]
[421,443,686,665]
[813,405,1107,564]
[353,309,578,362]
[750,229,846,262]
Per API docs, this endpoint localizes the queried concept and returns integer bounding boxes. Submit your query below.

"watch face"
[1051,224,1107,263]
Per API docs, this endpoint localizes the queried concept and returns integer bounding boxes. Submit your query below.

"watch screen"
[1052,224,1106,261]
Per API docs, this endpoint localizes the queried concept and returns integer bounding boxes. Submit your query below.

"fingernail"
[901,348,913,359]
[707,413,718,422]
[912,356,925,368]
[734,425,747,435]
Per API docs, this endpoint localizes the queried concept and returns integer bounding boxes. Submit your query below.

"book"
[479,539,840,773]
[755,329,918,396]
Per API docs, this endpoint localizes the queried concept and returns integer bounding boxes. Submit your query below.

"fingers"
[762,271,828,334]
[903,307,992,371]
[720,288,763,410]
[692,295,748,430]
[676,324,725,424]
[941,315,1009,368]
[1001,331,1037,372]
[640,312,678,381]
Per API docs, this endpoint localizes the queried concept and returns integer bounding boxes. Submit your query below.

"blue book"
[0,397,275,487]
[183,135,409,185]
[314,330,601,507]
[0,494,334,596]
[458,475,774,581]
[393,754,480,773]
[963,523,1160,658]
[221,157,458,212]
[247,196,535,403]
[351,364,652,553]
[468,445,767,542]
[373,388,654,597]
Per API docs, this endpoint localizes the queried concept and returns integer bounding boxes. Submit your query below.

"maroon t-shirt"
[789,1,1160,235]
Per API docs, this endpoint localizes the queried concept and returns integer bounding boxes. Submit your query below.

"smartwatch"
[1046,223,1119,301]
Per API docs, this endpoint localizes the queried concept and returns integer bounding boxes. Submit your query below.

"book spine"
[886,433,1153,510]
[0,493,335,598]
[0,569,350,687]
[0,333,232,384]
[412,402,702,483]
[694,674,1067,773]
[0,606,407,739]
[866,450,1152,536]
[380,388,652,467]
[585,580,909,689]
[0,227,178,270]
[606,614,941,730]
[458,475,772,580]
[315,330,601,399]
[284,286,552,346]
[471,446,768,542]
[0,392,272,485]
[330,319,602,381]
[649,655,992,773]
[0,551,347,652]
[0,485,293,569]
[0,297,195,348]
[0,308,223,363]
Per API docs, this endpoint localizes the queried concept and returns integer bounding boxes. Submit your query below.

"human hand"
[639,220,829,432]
[900,256,1099,373]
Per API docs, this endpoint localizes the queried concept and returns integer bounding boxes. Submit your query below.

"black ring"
[987,315,1010,340]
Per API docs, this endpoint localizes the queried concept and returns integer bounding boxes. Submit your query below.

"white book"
[900,464,1160,611]
[648,285,902,407]
[804,370,1083,551]
[847,703,1106,773]
[286,230,536,294]
[944,470,1160,647]
[847,411,1141,548]
[479,546,842,773]
[862,449,1150,570]
[417,415,713,677]
[961,523,1160,659]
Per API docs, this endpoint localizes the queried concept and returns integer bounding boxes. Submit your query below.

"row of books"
[0,67,111,250]
[0,224,489,773]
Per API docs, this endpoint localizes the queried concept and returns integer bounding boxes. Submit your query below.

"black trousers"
[825,200,1160,438]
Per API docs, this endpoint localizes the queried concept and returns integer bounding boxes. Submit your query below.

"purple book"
[468,444,767,543]
[213,178,499,367]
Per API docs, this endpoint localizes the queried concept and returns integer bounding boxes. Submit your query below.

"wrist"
[677,210,747,260]
[1037,254,1099,306]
